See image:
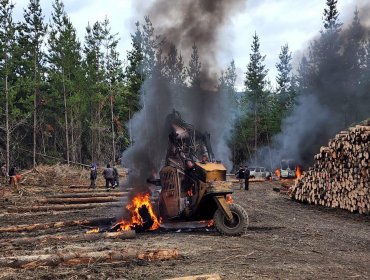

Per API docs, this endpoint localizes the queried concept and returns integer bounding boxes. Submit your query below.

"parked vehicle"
[249,167,271,180]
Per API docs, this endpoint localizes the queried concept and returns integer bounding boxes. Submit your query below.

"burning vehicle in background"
[148,110,249,236]
[275,159,302,179]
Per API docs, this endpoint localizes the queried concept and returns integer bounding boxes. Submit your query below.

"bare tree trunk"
[62,69,70,165]
[70,108,75,163]
[98,104,101,162]
[41,123,46,155]
[254,109,258,164]
[129,107,132,144]
[5,74,10,174]
[90,102,94,163]
[110,87,116,162]
[76,118,82,163]
[266,133,273,171]
[33,56,37,169]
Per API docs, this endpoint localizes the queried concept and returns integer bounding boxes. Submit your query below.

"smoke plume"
[122,0,246,195]
[260,2,370,169]
[145,0,246,88]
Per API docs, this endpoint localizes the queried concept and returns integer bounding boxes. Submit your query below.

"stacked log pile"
[290,124,370,214]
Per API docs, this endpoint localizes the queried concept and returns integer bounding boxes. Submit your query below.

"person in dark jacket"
[236,165,245,190]
[8,166,17,187]
[103,164,115,191]
[1,163,6,177]
[112,163,119,188]
[89,164,97,189]
[244,165,250,190]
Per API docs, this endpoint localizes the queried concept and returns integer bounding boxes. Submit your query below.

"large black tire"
[213,203,248,236]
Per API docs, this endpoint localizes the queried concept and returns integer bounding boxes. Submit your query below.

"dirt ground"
[0,175,369,280]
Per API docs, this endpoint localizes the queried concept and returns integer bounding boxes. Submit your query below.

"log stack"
[290,124,370,214]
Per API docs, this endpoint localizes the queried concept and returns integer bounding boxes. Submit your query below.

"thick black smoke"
[260,3,370,170]
[122,0,246,196]
[122,75,174,189]
[145,0,246,88]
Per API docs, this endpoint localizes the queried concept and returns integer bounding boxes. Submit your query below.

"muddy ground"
[0,177,369,280]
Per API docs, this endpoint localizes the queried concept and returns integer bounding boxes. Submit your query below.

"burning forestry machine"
[148,110,248,236]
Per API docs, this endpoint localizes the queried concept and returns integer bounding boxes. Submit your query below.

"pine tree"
[124,22,143,115]
[244,32,268,162]
[323,0,341,31]
[48,0,83,163]
[101,16,123,162]
[187,43,202,88]
[20,0,47,168]
[219,59,237,108]
[296,55,311,93]
[275,44,295,114]
[83,21,105,162]
[341,8,367,124]
[217,60,238,166]
[141,16,160,78]
[0,0,16,173]
[319,0,342,63]
[163,43,186,86]
[276,44,292,94]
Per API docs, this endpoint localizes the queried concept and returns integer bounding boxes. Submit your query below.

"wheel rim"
[223,211,241,229]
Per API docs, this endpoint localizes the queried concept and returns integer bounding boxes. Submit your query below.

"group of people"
[90,163,120,191]
[236,165,250,191]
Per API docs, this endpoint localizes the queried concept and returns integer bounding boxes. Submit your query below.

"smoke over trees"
[265,0,370,168]
[0,0,369,176]
[122,0,247,186]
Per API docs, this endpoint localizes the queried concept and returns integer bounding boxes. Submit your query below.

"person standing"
[112,163,119,188]
[244,165,250,191]
[1,163,6,177]
[103,163,115,191]
[8,166,17,187]
[89,164,97,189]
[236,165,245,190]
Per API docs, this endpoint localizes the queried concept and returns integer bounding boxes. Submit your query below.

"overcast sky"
[12,0,365,89]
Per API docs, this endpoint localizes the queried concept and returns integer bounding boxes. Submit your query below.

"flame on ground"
[296,166,302,179]
[115,193,160,231]
[86,228,99,234]
[275,168,281,178]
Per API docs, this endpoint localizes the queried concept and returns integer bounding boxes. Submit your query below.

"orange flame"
[186,188,194,196]
[275,168,281,178]
[226,194,233,204]
[207,220,214,227]
[86,228,99,234]
[296,166,302,179]
[115,193,160,231]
